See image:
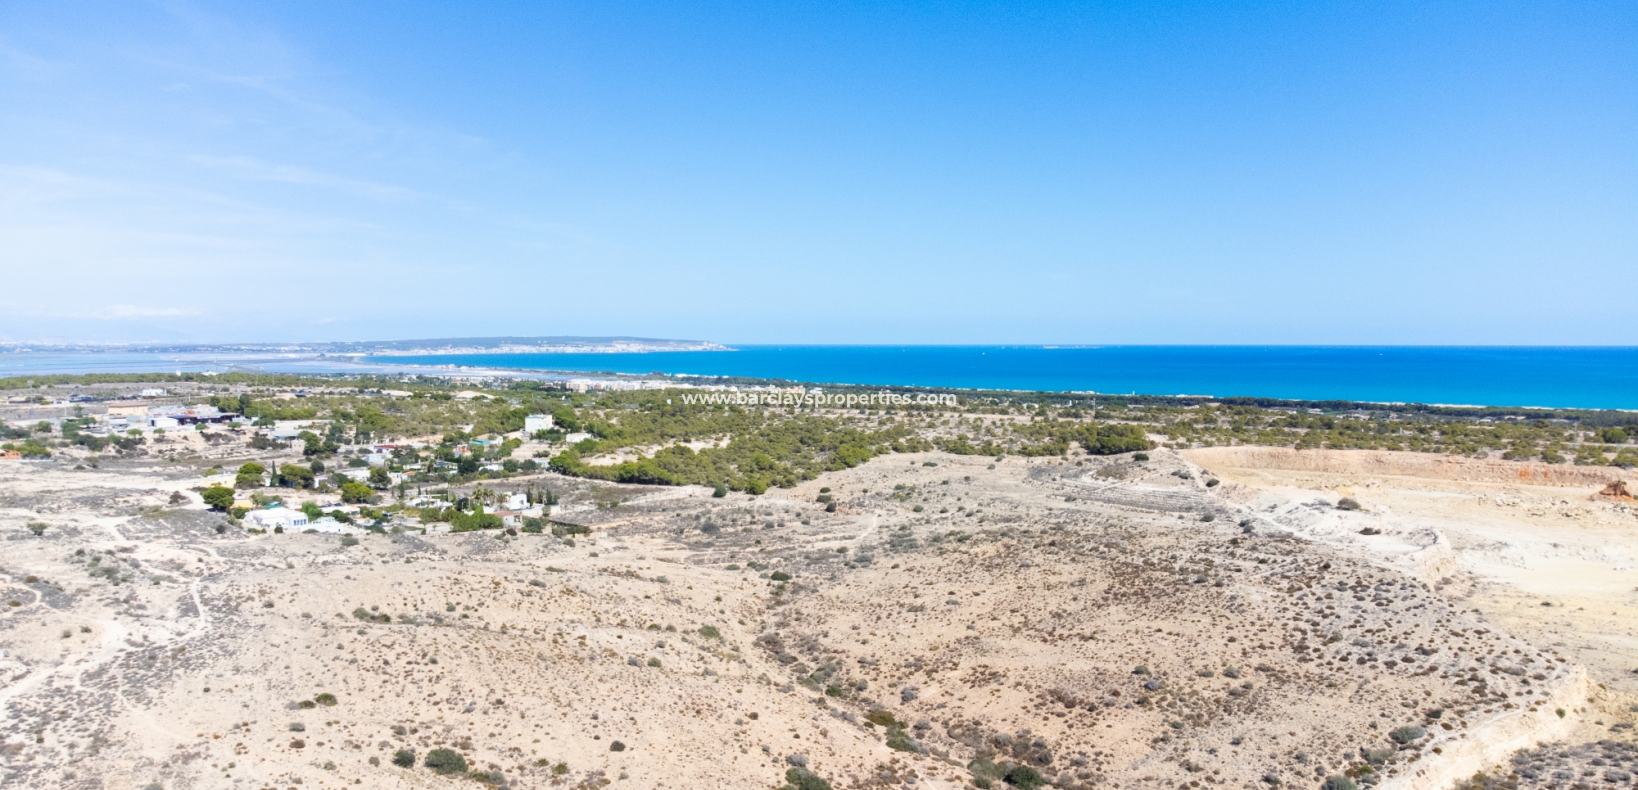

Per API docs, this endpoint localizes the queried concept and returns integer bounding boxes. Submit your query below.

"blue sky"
[1,1,1633,345]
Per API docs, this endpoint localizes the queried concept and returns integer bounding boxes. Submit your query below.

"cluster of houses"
[2,401,246,436]
[110,402,243,430]
[243,490,546,537]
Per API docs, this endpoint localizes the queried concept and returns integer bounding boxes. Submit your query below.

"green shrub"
[314,693,337,706]
[783,767,833,790]
[865,709,901,728]
[968,756,1004,781]
[340,535,358,547]
[769,571,791,582]
[1004,765,1046,789]
[609,740,626,751]
[1388,725,1426,744]
[885,729,919,752]
[1323,777,1357,790]
[392,748,415,767]
[698,625,721,639]
[1337,497,1363,511]
[424,748,467,774]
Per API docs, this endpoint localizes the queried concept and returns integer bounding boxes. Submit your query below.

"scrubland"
[2,380,1635,789]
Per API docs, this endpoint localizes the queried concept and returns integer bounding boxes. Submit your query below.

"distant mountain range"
[0,336,731,355]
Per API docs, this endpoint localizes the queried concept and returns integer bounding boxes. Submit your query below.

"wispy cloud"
[189,155,422,201]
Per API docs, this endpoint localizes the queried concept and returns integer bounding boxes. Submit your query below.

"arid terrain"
[4,438,1635,790]
[1185,448,1638,697]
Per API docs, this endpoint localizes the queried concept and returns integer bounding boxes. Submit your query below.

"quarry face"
[1,449,1634,790]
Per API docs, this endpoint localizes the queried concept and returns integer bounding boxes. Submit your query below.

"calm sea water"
[3,346,1632,409]
[371,346,1638,410]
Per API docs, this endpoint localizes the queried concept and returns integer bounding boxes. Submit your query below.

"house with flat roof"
[106,401,150,417]
[246,507,308,531]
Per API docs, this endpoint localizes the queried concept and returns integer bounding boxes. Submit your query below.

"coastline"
[4,345,1638,410]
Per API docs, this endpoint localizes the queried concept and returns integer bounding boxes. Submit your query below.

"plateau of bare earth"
[1186,446,1638,788]
[1,444,1634,789]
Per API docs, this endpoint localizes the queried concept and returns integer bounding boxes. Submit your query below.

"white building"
[524,414,555,434]
[246,508,309,531]
[304,517,364,535]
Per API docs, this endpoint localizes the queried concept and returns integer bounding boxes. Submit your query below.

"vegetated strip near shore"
[4,371,1635,499]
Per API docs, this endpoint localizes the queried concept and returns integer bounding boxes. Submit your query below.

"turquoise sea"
[371,346,1638,410]
[4,346,1635,410]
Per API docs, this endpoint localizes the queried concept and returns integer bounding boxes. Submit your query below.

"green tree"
[368,466,391,488]
[201,485,235,511]
[278,464,315,489]
[550,405,582,432]
[1081,423,1153,455]
[340,481,374,504]
[235,462,266,489]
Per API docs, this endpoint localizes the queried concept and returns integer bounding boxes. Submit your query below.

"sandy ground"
[1185,447,1638,759]
[0,446,1633,789]
[1183,448,1638,695]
